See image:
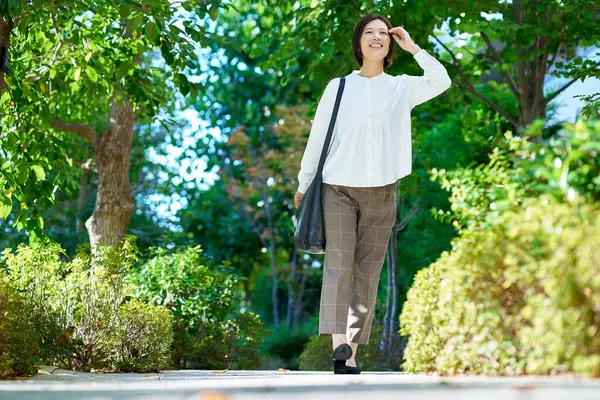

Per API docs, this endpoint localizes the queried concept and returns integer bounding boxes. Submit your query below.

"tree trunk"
[293,269,307,327]
[263,192,280,326]
[286,246,298,328]
[381,181,402,352]
[388,217,399,353]
[85,95,135,252]
[0,16,14,97]
[241,277,250,312]
[380,252,392,351]
[76,168,89,234]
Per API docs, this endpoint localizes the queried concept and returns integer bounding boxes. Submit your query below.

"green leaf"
[85,66,99,82]
[31,165,46,181]
[13,212,25,231]
[161,42,175,66]
[119,4,131,19]
[127,13,144,35]
[0,197,11,219]
[18,166,29,184]
[179,73,189,96]
[208,6,219,21]
[145,21,159,44]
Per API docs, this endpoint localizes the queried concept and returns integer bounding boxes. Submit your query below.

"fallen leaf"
[211,369,229,374]
[200,392,227,400]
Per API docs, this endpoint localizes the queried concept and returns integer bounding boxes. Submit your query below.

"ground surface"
[0,367,599,399]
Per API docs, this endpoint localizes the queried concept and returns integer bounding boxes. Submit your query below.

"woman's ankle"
[332,334,348,350]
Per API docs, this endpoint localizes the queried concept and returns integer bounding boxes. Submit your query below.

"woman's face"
[360,19,391,63]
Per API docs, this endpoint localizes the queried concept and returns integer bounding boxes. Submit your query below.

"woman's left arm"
[389,26,452,109]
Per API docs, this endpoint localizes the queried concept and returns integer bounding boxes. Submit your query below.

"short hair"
[352,14,395,69]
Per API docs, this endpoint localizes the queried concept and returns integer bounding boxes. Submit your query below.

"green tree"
[254,0,600,132]
[0,0,230,250]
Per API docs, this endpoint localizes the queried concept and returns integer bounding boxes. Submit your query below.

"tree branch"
[433,36,519,129]
[397,199,420,232]
[514,0,529,117]
[49,119,99,147]
[479,30,519,98]
[544,76,580,105]
[14,4,74,25]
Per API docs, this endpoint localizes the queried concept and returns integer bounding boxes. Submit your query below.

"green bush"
[0,271,41,378]
[127,245,267,370]
[1,236,175,373]
[430,119,600,235]
[103,299,174,372]
[400,194,600,376]
[260,323,312,370]
[298,324,400,371]
[2,238,140,370]
[0,241,75,369]
[398,262,445,372]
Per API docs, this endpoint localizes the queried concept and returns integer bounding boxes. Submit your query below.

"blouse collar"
[351,70,388,80]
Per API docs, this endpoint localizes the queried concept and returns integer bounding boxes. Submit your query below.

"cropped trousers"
[318,182,397,345]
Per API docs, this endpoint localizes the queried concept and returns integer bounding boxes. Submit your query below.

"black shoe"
[345,363,361,374]
[332,343,352,374]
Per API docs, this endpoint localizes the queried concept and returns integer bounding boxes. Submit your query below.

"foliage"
[0,241,75,366]
[400,193,600,376]
[259,322,313,370]
[431,119,600,235]
[253,0,600,131]
[1,236,173,373]
[397,262,444,372]
[127,245,267,369]
[0,270,41,378]
[103,299,174,372]
[0,0,233,242]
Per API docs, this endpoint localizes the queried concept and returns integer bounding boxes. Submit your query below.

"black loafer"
[332,343,353,374]
[345,364,361,374]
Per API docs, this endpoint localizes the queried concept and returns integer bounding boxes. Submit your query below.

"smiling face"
[360,19,391,63]
[352,14,395,69]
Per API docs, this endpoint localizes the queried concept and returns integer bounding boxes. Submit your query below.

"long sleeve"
[297,78,339,194]
[403,49,452,109]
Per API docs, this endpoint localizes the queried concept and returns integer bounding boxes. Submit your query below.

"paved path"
[0,367,599,400]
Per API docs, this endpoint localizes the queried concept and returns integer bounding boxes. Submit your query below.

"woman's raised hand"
[388,26,419,53]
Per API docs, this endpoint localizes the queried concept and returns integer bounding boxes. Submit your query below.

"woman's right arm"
[297,78,339,194]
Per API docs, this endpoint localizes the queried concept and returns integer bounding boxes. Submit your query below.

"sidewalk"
[0,366,598,400]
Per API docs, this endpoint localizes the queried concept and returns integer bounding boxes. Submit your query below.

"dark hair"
[352,14,395,69]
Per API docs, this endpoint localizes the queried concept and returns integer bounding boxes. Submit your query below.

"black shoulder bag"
[294,77,346,254]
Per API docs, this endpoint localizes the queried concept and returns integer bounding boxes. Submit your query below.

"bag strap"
[315,77,345,177]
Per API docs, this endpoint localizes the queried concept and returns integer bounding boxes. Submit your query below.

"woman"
[294,14,451,374]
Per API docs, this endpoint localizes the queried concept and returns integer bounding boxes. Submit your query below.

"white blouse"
[297,48,452,194]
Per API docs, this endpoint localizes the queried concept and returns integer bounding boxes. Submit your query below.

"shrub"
[260,323,312,370]
[1,236,175,373]
[398,262,445,372]
[1,241,74,368]
[400,194,600,376]
[430,119,600,236]
[127,245,267,370]
[0,271,41,378]
[102,299,174,372]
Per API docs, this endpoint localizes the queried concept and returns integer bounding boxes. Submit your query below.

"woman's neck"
[358,60,384,78]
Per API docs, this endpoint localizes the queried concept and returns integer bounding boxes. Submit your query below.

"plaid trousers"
[319,182,397,344]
